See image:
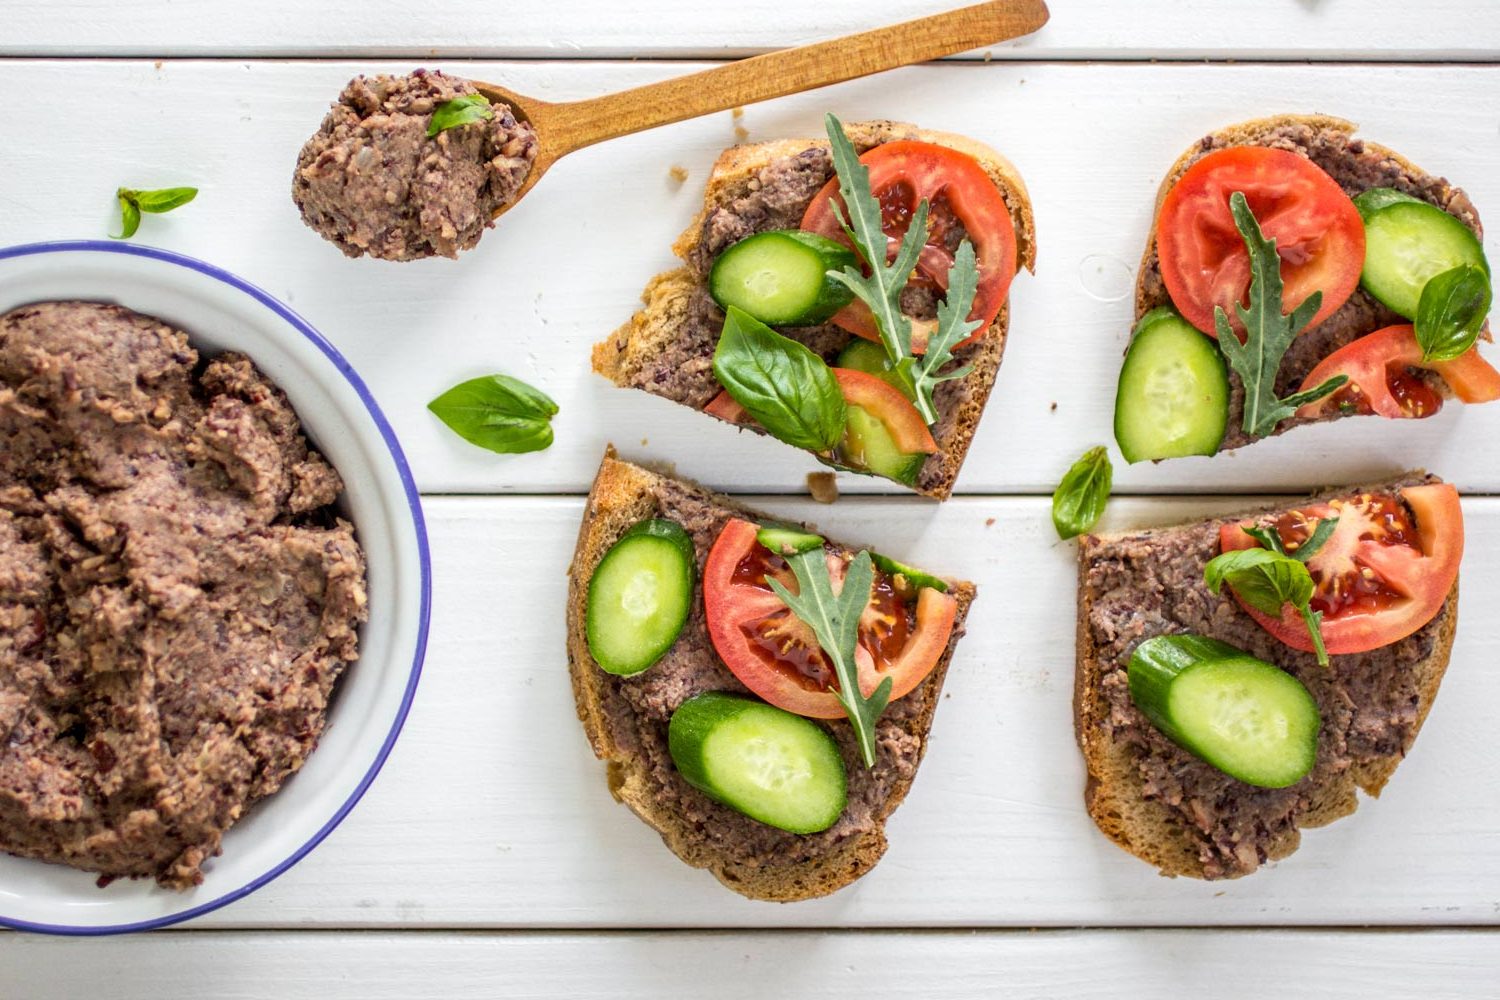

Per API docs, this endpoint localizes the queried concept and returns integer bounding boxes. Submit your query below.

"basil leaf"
[1294,516,1339,562]
[1204,546,1328,666]
[1415,264,1492,363]
[712,305,846,453]
[1241,524,1287,556]
[129,187,198,213]
[428,373,558,454]
[1051,445,1113,540]
[428,94,495,137]
[112,186,197,240]
[113,194,141,240]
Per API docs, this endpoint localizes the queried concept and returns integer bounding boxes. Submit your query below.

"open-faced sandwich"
[565,450,974,899]
[1075,473,1461,878]
[593,115,1035,500]
[1114,114,1499,463]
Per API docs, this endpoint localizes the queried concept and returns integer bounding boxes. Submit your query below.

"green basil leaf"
[428,94,495,137]
[711,305,846,453]
[1415,264,1492,363]
[112,194,141,240]
[427,373,558,454]
[1293,516,1339,562]
[1240,524,1287,557]
[130,187,198,214]
[1204,545,1327,665]
[1051,446,1113,540]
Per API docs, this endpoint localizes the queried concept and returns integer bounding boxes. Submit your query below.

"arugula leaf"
[428,94,495,137]
[712,306,846,453]
[1214,191,1348,438]
[822,113,924,365]
[1241,515,1337,563]
[1052,445,1113,540]
[766,547,890,768]
[428,373,558,454]
[1204,547,1329,666]
[897,239,982,424]
[1415,264,1492,363]
[111,186,197,240]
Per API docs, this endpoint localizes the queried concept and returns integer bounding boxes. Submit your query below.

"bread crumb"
[154,60,164,70]
[731,107,745,119]
[985,517,995,527]
[1050,401,1058,412]
[640,438,649,446]
[807,472,838,504]
[668,165,689,183]
[734,125,750,142]
[983,51,992,63]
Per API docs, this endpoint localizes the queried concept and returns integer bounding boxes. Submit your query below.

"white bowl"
[0,241,430,934]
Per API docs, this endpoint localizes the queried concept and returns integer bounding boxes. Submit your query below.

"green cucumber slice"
[1352,187,1424,222]
[1360,200,1489,319]
[1128,635,1320,789]
[756,525,824,556]
[835,404,925,486]
[585,518,695,676]
[709,230,857,326]
[1114,307,1230,463]
[870,552,949,595]
[836,338,894,377]
[668,692,847,834]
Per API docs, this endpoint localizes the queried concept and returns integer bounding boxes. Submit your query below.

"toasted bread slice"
[592,121,1036,500]
[565,449,976,900]
[1074,474,1458,879]
[1133,114,1488,452]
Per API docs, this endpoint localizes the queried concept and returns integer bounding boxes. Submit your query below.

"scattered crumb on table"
[668,165,689,183]
[807,472,838,504]
[985,517,996,527]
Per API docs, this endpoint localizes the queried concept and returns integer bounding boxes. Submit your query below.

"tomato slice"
[703,518,956,719]
[1157,146,1365,337]
[800,140,1017,353]
[832,368,937,454]
[1295,323,1500,420]
[1218,483,1462,655]
[704,389,750,425]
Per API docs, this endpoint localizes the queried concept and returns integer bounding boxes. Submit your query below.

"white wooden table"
[3,3,1500,995]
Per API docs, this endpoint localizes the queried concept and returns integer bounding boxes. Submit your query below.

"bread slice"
[565,448,976,900]
[592,121,1036,500]
[1074,474,1458,879]
[1133,114,1488,452]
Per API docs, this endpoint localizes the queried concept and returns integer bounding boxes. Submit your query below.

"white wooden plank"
[4,60,1499,496]
[3,0,1498,60]
[2,930,1497,998]
[77,492,1488,929]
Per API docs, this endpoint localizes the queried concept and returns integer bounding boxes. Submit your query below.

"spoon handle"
[530,0,1048,158]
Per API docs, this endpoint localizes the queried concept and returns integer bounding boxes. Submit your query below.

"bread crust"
[593,121,1035,500]
[566,448,976,900]
[1073,476,1459,879]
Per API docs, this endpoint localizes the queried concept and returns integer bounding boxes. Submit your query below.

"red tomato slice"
[1295,323,1500,420]
[704,389,750,425]
[801,140,1017,353]
[832,368,937,454]
[1218,483,1462,655]
[1157,146,1365,337]
[703,518,956,719]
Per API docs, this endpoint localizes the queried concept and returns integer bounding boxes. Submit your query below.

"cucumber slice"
[669,692,847,834]
[835,404,925,486]
[1128,635,1319,789]
[756,525,824,556]
[836,338,894,377]
[585,518,696,676]
[870,552,949,595]
[709,231,858,326]
[1352,186,1423,222]
[1360,200,1490,319]
[1114,307,1230,463]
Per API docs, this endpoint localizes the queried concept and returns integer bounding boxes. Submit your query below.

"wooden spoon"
[473,0,1049,218]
